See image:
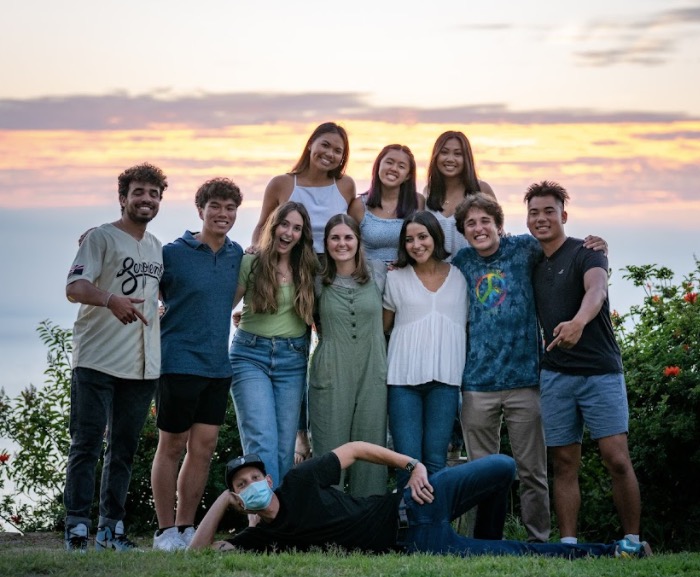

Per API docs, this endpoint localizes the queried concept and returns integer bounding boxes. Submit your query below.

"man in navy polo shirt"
[151,178,244,551]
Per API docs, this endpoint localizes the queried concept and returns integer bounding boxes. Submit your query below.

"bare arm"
[336,175,356,207]
[66,279,147,325]
[332,441,433,504]
[347,196,365,224]
[547,267,608,351]
[416,193,426,210]
[478,180,496,198]
[250,175,291,248]
[188,490,238,550]
[382,308,395,334]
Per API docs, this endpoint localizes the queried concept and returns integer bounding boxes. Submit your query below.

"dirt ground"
[0,531,64,550]
[0,531,151,550]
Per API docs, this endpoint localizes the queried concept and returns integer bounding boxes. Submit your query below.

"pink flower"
[664,366,681,377]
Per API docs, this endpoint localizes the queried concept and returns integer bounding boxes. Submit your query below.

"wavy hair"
[454,193,505,235]
[425,131,481,212]
[395,211,449,267]
[320,214,370,285]
[289,122,349,180]
[117,162,168,200]
[250,201,317,324]
[363,144,419,218]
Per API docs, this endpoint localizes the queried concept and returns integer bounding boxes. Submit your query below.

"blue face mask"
[236,479,273,511]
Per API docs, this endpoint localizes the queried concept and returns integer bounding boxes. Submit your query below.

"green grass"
[1,548,699,577]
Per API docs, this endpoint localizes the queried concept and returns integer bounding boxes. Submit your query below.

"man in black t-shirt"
[189,441,648,558]
[525,180,644,550]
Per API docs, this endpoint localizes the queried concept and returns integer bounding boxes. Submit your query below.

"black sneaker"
[64,523,89,552]
[95,520,140,551]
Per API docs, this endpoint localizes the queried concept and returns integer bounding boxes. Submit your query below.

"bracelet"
[104,293,114,308]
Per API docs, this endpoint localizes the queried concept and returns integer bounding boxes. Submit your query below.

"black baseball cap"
[225,454,267,489]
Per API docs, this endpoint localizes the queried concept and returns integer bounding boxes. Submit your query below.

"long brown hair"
[249,201,317,324]
[320,214,370,285]
[425,131,481,212]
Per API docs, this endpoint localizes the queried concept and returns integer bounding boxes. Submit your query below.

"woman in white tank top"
[251,122,356,254]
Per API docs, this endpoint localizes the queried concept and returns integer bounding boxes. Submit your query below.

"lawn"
[1,534,698,577]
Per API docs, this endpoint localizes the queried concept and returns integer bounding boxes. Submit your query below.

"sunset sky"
[1,0,699,402]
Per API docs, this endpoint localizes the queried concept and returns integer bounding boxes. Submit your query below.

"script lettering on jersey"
[116,257,164,295]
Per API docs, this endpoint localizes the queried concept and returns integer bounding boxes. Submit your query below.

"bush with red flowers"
[578,260,700,552]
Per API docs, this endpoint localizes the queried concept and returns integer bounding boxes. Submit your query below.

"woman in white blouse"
[382,211,468,488]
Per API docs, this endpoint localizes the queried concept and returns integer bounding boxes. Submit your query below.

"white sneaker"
[153,527,186,551]
[180,526,196,548]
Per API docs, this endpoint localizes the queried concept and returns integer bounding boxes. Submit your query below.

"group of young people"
[62,122,649,560]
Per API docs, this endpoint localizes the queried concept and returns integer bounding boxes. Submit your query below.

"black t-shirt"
[226,452,402,553]
[532,237,622,375]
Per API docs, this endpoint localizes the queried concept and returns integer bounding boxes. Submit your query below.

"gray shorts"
[539,369,629,446]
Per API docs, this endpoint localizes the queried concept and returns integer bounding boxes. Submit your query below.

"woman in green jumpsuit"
[308,214,389,497]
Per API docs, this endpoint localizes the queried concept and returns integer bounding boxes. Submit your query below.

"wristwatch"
[405,458,419,474]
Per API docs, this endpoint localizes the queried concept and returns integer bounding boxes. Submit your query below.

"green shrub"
[1,320,243,533]
[575,261,700,551]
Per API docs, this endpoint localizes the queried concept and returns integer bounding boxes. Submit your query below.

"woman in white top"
[383,211,468,488]
[251,122,356,253]
[424,131,496,260]
[348,144,425,263]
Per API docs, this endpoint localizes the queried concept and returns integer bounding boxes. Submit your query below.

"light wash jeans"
[399,454,615,558]
[64,367,156,531]
[229,329,309,488]
[388,381,459,489]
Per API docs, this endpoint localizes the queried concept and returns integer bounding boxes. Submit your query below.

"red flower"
[664,366,681,377]
[652,295,660,303]
[683,292,698,304]
[0,453,9,463]
[10,514,21,524]
[150,405,157,417]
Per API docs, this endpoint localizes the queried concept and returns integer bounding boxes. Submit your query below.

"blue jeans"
[399,454,615,558]
[229,329,309,487]
[64,367,156,530]
[388,382,459,488]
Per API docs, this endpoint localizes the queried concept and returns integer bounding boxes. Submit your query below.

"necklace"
[276,267,290,282]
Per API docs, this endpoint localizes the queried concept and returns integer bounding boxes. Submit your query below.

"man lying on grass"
[189,441,650,559]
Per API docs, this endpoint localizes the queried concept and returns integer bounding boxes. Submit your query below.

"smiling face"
[199,196,238,237]
[326,223,358,265]
[436,137,465,178]
[463,207,502,257]
[378,148,411,190]
[274,209,304,255]
[404,222,436,264]
[526,195,568,245]
[308,132,345,174]
[120,180,161,224]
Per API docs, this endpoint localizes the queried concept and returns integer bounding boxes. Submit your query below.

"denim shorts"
[539,369,629,446]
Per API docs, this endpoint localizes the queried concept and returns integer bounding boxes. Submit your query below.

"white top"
[383,264,468,386]
[289,176,348,253]
[428,209,469,262]
[67,223,163,379]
